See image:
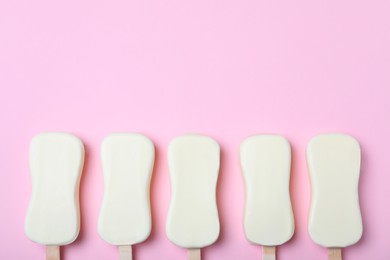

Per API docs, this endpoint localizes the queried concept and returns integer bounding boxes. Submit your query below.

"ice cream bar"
[25,133,84,259]
[166,134,220,260]
[240,135,294,260]
[98,133,154,259]
[307,134,362,260]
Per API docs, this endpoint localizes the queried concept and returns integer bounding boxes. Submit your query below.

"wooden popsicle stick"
[262,246,276,260]
[328,248,342,260]
[187,248,201,260]
[118,245,132,260]
[46,245,60,260]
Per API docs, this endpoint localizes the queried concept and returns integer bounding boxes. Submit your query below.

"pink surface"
[0,0,389,259]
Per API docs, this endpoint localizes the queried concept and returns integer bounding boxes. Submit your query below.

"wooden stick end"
[328,248,342,260]
[118,245,132,260]
[46,245,60,260]
[262,246,276,260]
[187,248,201,260]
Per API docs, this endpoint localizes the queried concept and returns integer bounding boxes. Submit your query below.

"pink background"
[0,0,389,259]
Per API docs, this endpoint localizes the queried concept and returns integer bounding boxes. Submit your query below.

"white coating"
[98,133,154,245]
[240,135,294,246]
[307,134,362,247]
[25,133,84,245]
[166,135,220,248]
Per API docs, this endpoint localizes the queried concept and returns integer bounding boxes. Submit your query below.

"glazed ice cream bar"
[307,134,362,259]
[166,134,220,259]
[98,133,154,259]
[25,133,84,259]
[240,135,294,259]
